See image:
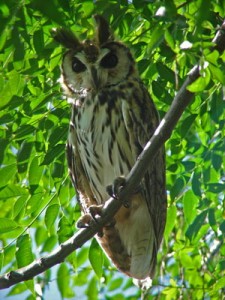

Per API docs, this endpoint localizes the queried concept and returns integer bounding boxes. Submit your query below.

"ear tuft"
[93,14,114,45]
[51,28,81,49]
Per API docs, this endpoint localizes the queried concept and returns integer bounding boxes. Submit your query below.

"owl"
[52,15,167,281]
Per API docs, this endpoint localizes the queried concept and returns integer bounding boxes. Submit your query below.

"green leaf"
[0,184,28,200]
[89,238,103,278]
[76,246,89,268]
[57,263,74,298]
[45,204,59,231]
[209,63,225,84]
[147,25,164,52]
[219,221,225,233]
[42,235,58,252]
[16,234,34,268]
[205,50,219,65]
[41,144,65,165]
[48,125,68,146]
[192,172,202,196]
[179,250,192,268]
[35,226,48,247]
[156,62,175,83]
[108,277,124,291]
[30,0,66,25]
[0,218,19,234]
[17,141,33,162]
[208,208,216,230]
[187,68,211,92]
[29,156,44,185]
[180,114,198,137]
[13,195,27,219]
[86,277,98,299]
[183,190,198,225]
[186,210,208,241]
[0,70,25,108]
[0,164,17,188]
[170,176,186,199]
[80,1,94,17]
[26,189,44,214]
[164,29,175,50]
[57,216,74,244]
[207,183,225,193]
[164,205,177,243]
[33,30,44,54]
[25,280,35,296]
[210,277,225,294]
[8,282,27,296]
[15,125,36,140]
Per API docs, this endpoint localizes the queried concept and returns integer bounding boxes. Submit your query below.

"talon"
[76,214,92,228]
[106,217,116,228]
[106,176,131,208]
[76,203,117,238]
[76,205,103,228]
[97,230,104,238]
[88,204,103,221]
[106,184,114,198]
[123,199,130,208]
[106,176,126,198]
[76,205,104,236]
[112,176,126,197]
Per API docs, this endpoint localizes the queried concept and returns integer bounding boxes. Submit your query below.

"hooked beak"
[90,67,100,90]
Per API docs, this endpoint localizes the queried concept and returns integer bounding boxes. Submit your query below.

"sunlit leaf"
[29,156,44,186]
[0,70,25,108]
[16,234,34,268]
[57,263,74,298]
[41,144,65,165]
[0,164,17,188]
[0,218,19,234]
[164,205,177,243]
[186,210,208,241]
[183,190,198,225]
[45,204,59,231]
[89,238,103,279]
[187,68,211,92]
[0,184,28,200]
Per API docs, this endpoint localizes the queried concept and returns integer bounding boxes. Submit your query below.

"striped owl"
[52,15,167,281]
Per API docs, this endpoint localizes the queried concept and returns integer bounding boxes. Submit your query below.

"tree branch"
[0,19,225,290]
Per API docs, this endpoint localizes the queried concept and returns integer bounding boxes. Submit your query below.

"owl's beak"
[90,67,100,90]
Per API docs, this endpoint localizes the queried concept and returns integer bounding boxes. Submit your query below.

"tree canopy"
[0,0,225,299]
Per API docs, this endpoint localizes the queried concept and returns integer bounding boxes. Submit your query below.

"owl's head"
[52,15,138,94]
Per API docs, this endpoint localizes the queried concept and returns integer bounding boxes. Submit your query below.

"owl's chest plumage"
[69,83,156,279]
[73,86,134,203]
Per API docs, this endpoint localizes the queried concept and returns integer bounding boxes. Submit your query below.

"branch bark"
[0,19,225,290]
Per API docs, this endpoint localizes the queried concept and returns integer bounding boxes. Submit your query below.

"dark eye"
[100,53,118,68]
[72,57,86,73]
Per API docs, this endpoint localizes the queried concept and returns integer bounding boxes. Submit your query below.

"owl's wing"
[67,106,97,213]
[122,83,167,249]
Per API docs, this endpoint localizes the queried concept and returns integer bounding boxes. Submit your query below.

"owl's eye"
[72,57,86,73]
[100,53,118,69]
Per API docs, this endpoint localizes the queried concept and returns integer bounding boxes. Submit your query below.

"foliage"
[0,0,225,299]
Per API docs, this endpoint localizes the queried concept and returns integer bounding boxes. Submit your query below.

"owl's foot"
[76,205,115,237]
[76,214,93,228]
[76,204,103,228]
[106,176,130,208]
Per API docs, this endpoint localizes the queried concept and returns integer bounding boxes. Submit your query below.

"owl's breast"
[73,90,134,204]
